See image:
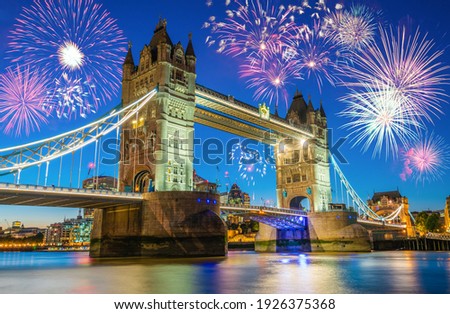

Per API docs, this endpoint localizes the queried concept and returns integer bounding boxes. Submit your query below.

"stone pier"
[255,211,371,253]
[90,191,227,258]
[308,211,371,252]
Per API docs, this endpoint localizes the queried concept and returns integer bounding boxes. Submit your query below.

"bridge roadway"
[221,205,406,230]
[357,219,406,230]
[0,183,142,208]
[0,183,407,230]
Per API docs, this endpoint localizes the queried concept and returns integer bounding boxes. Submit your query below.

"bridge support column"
[254,223,310,253]
[90,191,227,258]
[308,211,371,252]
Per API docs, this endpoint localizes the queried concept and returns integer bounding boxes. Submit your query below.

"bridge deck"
[0,183,143,208]
[195,84,314,141]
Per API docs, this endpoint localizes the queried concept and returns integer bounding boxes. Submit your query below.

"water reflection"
[0,251,448,293]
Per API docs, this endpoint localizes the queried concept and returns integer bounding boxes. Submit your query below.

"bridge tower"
[400,197,414,237]
[120,19,196,192]
[445,196,450,232]
[275,92,332,212]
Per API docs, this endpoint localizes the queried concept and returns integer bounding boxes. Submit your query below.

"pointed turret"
[124,42,135,66]
[185,33,197,73]
[123,42,135,78]
[149,18,173,62]
[186,33,196,58]
[286,89,308,125]
[150,18,173,47]
[319,100,326,117]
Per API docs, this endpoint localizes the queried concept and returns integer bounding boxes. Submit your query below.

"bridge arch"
[289,196,310,212]
[133,170,152,193]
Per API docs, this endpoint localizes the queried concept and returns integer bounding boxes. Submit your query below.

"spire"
[186,33,196,57]
[274,104,279,117]
[155,17,167,32]
[294,88,302,98]
[307,95,314,112]
[123,41,134,66]
[319,100,326,117]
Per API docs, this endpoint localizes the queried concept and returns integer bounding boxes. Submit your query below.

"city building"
[10,227,45,239]
[193,171,217,193]
[227,183,250,206]
[219,192,228,205]
[11,221,22,229]
[367,190,403,222]
[82,176,117,191]
[83,208,95,219]
[45,210,93,246]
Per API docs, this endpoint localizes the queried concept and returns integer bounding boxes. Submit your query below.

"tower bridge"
[0,19,414,257]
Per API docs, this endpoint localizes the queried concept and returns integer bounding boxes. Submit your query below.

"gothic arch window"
[175,50,184,64]
[149,132,156,151]
[173,131,180,149]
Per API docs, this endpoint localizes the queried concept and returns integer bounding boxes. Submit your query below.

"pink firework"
[240,55,302,107]
[204,0,300,60]
[295,21,337,92]
[400,133,449,183]
[0,66,49,137]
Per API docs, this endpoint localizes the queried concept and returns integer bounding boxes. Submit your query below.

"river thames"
[0,251,449,293]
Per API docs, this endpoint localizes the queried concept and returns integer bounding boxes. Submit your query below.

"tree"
[250,221,259,233]
[425,213,441,233]
[415,212,428,235]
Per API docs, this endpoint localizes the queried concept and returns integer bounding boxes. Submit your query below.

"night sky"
[0,0,449,228]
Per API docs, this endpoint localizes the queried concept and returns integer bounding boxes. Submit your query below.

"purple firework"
[8,0,127,119]
[0,66,49,137]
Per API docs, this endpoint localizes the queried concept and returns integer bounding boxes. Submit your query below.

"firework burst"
[340,26,449,126]
[324,4,378,51]
[400,133,450,183]
[340,84,421,158]
[43,73,97,119]
[204,0,299,60]
[230,142,275,186]
[0,66,49,137]
[8,0,127,119]
[296,21,337,91]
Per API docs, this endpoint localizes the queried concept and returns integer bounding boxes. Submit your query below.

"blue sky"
[0,0,449,228]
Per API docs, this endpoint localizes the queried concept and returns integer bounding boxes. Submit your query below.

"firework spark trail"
[204,0,300,60]
[400,133,450,183]
[0,66,49,137]
[340,26,449,126]
[8,0,126,119]
[339,84,421,158]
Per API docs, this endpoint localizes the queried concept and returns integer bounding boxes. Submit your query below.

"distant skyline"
[0,0,449,228]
